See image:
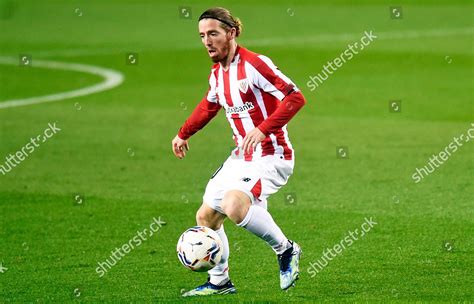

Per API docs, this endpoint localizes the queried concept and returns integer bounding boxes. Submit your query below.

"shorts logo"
[238,79,249,94]
[241,177,251,182]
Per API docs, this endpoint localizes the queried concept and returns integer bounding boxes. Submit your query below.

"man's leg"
[221,190,301,290]
[221,190,291,255]
[195,203,229,286]
[182,203,236,297]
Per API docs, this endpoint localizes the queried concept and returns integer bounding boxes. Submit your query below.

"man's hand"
[242,128,266,154]
[172,135,189,159]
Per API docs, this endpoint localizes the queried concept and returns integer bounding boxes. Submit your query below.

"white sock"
[208,225,230,286]
[237,205,291,255]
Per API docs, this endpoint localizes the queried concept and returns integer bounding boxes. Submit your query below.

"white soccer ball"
[176,226,223,272]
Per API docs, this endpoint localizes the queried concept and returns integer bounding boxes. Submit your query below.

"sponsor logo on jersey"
[226,102,255,114]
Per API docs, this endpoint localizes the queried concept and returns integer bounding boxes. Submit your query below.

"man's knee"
[221,190,251,223]
[195,207,207,225]
[196,204,224,230]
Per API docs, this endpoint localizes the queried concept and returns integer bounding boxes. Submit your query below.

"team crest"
[238,79,249,94]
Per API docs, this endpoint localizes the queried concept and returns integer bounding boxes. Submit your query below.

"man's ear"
[227,28,236,40]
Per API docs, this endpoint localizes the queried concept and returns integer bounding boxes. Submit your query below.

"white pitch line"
[0,57,124,109]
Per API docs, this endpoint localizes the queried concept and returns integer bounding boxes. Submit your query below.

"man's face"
[198,18,233,63]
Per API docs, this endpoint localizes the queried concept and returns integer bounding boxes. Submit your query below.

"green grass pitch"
[0,0,472,302]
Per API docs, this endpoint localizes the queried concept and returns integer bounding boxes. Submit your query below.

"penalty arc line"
[0,57,124,109]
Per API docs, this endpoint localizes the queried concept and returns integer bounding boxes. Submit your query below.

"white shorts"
[203,155,294,213]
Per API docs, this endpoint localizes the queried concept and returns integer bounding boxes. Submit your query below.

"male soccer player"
[172,7,307,296]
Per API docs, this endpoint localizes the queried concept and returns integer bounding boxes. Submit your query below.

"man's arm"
[178,97,221,140]
[242,91,306,153]
[172,97,221,159]
[242,55,307,153]
[257,90,306,136]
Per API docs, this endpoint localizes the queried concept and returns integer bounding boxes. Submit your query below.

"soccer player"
[172,7,307,297]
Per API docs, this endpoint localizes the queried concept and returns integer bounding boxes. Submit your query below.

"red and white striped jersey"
[206,46,300,161]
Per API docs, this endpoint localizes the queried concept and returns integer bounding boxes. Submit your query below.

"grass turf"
[0,0,472,302]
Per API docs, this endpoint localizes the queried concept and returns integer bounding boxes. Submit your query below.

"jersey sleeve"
[247,55,299,101]
[257,91,306,136]
[177,69,221,140]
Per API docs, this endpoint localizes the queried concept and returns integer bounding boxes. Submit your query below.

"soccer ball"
[176,226,223,272]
